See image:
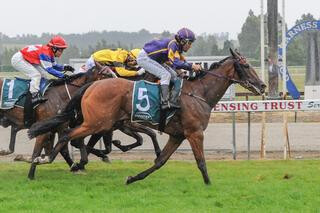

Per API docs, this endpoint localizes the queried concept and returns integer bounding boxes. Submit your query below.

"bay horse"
[0,67,110,167]
[29,48,266,184]
[0,68,160,164]
[66,71,161,168]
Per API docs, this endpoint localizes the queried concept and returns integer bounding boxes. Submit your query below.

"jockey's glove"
[184,70,197,80]
[63,75,71,81]
[64,64,75,72]
[136,68,145,76]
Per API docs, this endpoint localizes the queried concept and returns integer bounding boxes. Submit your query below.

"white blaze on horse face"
[136,88,150,112]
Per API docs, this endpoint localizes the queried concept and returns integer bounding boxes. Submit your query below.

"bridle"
[183,56,251,105]
[201,57,249,85]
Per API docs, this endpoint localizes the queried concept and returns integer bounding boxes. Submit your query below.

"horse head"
[229,48,266,95]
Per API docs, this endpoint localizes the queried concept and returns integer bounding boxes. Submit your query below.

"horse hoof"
[28,176,35,180]
[73,170,87,175]
[126,176,134,185]
[101,156,111,163]
[205,180,212,185]
[33,156,49,164]
[70,163,80,172]
[112,140,121,146]
[14,154,24,161]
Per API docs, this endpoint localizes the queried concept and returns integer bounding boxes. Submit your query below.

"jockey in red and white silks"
[11,36,72,95]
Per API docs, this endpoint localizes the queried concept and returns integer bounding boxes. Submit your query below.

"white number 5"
[136,87,150,111]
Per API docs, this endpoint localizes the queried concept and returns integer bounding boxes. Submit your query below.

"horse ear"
[235,49,242,56]
[229,48,236,58]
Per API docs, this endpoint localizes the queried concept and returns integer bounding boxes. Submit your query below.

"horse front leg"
[113,127,143,152]
[132,125,161,157]
[126,135,183,185]
[59,143,74,168]
[28,134,49,180]
[84,133,110,161]
[186,130,211,185]
[33,125,94,166]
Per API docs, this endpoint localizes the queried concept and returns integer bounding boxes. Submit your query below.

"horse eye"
[243,64,249,69]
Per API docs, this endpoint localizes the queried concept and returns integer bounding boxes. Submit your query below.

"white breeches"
[11,52,47,93]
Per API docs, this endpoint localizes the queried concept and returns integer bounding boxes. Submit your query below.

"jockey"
[137,27,202,110]
[79,48,145,77]
[11,35,74,103]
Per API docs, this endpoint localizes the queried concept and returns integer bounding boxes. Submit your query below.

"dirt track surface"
[0,114,319,161]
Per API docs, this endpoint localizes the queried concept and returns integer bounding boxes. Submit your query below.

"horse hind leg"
[126,135,183,185]
[33,125,96,165]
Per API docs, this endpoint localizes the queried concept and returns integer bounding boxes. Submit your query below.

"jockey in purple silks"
[137,27,202,110]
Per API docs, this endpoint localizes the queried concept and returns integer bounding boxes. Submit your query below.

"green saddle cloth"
[131,79,182,125]
[0,78,50,109]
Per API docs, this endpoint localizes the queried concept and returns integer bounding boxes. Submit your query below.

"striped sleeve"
[167,41,192,71]
[39,53,65,78]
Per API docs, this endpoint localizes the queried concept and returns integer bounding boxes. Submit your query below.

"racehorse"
[28,49,266,184]
[68,71,161,167]
[0,67,161,165]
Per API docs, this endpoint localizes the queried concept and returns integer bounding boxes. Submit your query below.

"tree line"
[0,11,318,71]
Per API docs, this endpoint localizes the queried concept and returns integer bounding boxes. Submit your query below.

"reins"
[182,59,247,105]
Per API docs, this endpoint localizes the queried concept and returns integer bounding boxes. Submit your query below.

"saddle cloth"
[0,77,49,109]
[131,79,182,125]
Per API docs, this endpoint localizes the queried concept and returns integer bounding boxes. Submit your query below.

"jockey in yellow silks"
[79,48,145,77]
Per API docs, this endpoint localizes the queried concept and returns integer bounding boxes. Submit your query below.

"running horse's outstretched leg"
[126,135,183,184]
[28,134,51,179]
[32,124,96,167]
[185,130,211,185]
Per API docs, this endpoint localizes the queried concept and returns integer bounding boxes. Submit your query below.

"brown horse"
[0,67,109,168]
[0,70,159,158]
[29,49,266,184]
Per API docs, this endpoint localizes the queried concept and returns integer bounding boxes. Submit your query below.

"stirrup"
[161,101,170,110]
[31,93,47,105]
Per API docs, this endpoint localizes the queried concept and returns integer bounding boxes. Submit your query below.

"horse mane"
[194,56,232,79]
[209,56,231,70]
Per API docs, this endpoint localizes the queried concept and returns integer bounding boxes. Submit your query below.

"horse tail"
[28,82,93,139]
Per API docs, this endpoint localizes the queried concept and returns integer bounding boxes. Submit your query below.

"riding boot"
[160,84,170,110]
[31,92,47,105]
[24,91,34,128]
[169,87,181,109]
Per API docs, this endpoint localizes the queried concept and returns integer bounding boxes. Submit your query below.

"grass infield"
[0,160,319,212]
